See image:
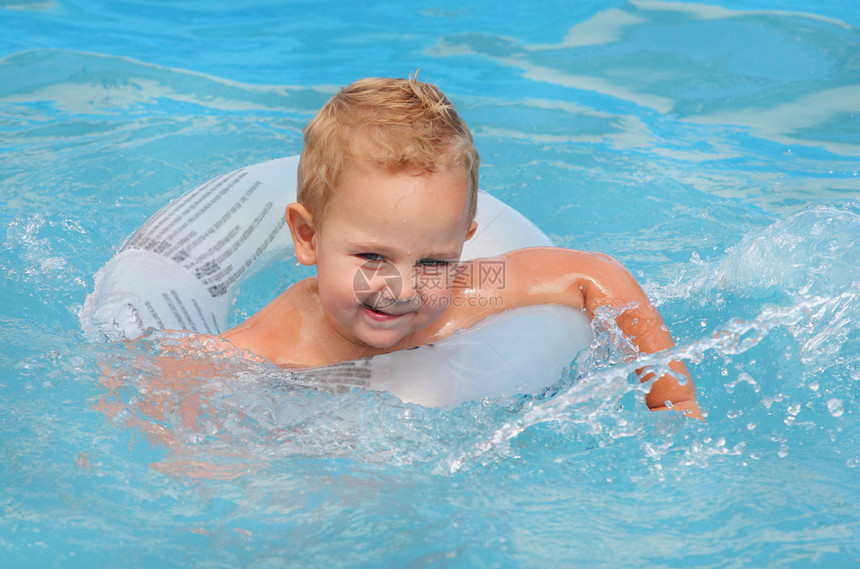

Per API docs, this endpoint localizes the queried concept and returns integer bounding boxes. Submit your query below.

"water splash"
[5,214,66,276]
[440,280,857,474]
[652,204,859,303]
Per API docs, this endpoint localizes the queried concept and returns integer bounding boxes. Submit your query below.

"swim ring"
[81,156,593,406]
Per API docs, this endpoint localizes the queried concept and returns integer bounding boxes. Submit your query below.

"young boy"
[222,77,703,419]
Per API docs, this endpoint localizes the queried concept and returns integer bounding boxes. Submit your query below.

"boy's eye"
[416,258,451,268]
[359,253,385,262]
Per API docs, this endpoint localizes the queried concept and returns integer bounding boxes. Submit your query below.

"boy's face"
[308,163,476,351]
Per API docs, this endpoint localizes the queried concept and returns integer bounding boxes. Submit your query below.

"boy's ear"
[286,203,317,265]
[465,220,478,241]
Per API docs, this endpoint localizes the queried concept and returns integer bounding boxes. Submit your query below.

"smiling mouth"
[362,302,407,319]
[363,302,389,315]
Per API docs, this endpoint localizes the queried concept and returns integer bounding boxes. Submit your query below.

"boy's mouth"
[361,302,407,320]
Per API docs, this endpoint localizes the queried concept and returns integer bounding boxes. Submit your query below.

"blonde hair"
[297,76,479,222]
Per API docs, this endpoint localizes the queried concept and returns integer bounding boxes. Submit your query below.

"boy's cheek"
[414,290,453,312]
[413,267,457,295]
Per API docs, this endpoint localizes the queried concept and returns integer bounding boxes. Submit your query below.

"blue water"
[2,1,859,567]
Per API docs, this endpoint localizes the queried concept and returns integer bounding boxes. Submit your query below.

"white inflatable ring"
[81,156,593,407]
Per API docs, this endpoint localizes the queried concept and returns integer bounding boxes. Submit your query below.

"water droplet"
[778,444,789,458]
[726,372,758,393]
[808,381,819,392]
[848,458,858,468]
[787,404,801,416]
[826,398,844,418]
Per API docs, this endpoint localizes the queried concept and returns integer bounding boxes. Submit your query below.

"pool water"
[2,1,859,567]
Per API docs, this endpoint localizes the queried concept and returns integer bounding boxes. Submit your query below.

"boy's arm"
[94,332,253,448]
[493,248,703,420]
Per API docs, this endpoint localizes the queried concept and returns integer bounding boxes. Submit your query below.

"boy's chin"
[358,335,402,351]
[353,328,408,351]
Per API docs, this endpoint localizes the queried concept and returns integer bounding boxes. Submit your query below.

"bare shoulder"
[222,278,317,364]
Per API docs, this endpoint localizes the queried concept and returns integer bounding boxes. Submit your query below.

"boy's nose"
[364,262,418,309]
[390,263,418,302]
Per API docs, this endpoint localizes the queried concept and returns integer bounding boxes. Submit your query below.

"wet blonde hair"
[297,76,479,222]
